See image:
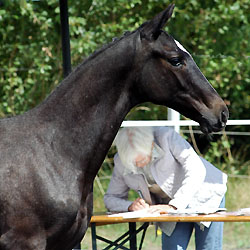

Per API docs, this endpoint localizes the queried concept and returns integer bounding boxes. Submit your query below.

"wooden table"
[89,212,250,250]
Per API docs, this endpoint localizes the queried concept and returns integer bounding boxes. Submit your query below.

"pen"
[137,190,144,200]
[137,190,150,208]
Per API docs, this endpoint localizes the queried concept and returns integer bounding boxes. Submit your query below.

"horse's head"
[134,4,229,134]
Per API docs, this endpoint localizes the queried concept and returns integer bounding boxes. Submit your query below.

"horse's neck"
[36,34,137,174]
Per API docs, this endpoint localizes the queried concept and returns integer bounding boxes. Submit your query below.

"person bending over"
[104,126,227,250]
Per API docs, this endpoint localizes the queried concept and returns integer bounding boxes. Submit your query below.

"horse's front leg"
[0,227,46,250]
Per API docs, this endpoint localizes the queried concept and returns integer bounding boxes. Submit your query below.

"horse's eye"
[168,58,182,67]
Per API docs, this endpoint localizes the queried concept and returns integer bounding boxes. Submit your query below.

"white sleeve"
[167,130,206,210]
[103,155,133,212]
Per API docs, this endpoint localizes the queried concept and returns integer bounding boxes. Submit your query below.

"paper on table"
[108,207,227,218]
[234,207,250,216]
[167,207,227,215]
[108,209,161,219]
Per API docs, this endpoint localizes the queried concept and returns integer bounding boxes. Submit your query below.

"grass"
[79,177,250,249]
[222,177,250,250]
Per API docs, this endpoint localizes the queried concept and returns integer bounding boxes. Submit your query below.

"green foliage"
[0,0,62,116]
[204,133,250,175]
[0,0,249,171]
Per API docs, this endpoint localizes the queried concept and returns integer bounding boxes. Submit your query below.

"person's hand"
[128,198,150,211]
[148,204,177,214]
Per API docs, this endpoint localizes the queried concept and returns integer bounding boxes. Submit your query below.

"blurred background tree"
[0,0,249,175]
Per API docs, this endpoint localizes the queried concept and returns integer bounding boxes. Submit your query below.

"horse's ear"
[140,4,175,41]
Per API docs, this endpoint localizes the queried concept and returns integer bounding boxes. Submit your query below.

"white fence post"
[168,108,180,133]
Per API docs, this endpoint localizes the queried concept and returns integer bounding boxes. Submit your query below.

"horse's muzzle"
[200,106,229,134]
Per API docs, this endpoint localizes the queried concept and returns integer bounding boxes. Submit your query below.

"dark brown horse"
[0,4,228,250]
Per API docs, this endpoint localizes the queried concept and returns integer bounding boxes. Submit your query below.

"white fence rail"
[122,119,250,127]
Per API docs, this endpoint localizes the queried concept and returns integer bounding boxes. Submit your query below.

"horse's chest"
[45,188,92,250]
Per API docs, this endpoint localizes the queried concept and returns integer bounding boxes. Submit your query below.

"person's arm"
[104,155,150,212]
[166,129,206,210]
[104,154,135,212]
[148,204,176,214]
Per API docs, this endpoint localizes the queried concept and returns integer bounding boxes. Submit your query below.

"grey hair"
[114,127,154,168]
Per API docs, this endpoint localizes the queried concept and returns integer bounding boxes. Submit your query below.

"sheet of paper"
[108,209,160,219]
[233,208,250,216]
[167,207,227,215]
[108,207,228,218]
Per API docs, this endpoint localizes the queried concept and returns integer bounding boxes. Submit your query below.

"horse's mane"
[69,23,147,77]
[89,31,133,59]
[80,22,150,67]
[81,31,134,66]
